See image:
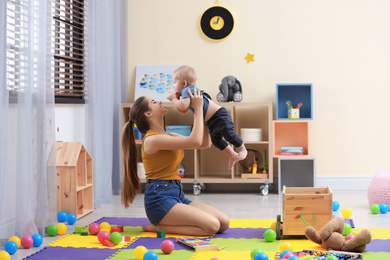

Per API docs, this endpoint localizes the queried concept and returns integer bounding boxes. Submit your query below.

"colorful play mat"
[23,217,390,260]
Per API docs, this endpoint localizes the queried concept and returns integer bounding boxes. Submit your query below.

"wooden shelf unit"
[273,120,310,157]
[121,102,274,190]
[56,142,94,219]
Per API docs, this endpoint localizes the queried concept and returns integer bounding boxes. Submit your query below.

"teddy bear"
[304,217,372,252]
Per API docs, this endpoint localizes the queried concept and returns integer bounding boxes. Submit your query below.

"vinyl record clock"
[200,5,234,41]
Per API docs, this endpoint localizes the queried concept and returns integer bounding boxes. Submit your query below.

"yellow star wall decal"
[244,53,255,63]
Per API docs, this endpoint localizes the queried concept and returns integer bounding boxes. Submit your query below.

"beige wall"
[127,0,390,177]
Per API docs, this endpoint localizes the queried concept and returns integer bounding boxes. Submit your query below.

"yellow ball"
[342,208,352,219]
[279,241,293,252]
[57,223,67,235]
[0,251,11,260]
[134,246,148,260]
[100,222,111,232]
[8,236,21,248]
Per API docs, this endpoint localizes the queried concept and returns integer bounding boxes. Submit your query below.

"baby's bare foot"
[228,154,239,170]
[142,224,157,232]
[237,146,247,160]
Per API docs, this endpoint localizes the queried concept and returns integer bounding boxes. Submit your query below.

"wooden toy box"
[282,186,333,236]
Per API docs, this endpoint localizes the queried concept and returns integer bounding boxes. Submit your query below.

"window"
[52,0,86,103]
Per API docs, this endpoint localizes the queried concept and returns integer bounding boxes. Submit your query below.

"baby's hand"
[167,92,176,102]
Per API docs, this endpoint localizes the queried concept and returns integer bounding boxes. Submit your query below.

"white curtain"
[85,0,128,208]
[0,0,56,241]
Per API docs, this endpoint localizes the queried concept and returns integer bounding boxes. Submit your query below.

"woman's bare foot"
[142,224,157,232]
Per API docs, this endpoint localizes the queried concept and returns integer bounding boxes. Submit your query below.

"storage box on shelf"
[121,102,274,195]
[276,83,313,120]
[273,120,310,157]
[56,142,94,219]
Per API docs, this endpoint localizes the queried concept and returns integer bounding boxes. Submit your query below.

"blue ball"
[288,256,300,260]
[4,241,18,255]
[280,250,293,258]
[32,234,43,247]
[143,251,158,260]
[380,203,389,214]
[254,252,269,260]
[67,213,77,225]
[332,201,340,211]
[57,211,67,222]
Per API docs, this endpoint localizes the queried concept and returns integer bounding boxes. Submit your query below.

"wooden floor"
[13,190,387,259]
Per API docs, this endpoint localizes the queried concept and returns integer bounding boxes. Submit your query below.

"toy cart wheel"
[193,184,201,196]
[198,183,206,191]
[260,184,269,196]
[276,214,283,240]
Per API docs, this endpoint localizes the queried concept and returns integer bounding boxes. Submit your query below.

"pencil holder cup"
[288,108,300,118]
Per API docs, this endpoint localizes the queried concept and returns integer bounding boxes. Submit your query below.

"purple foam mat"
[343,218,355,228]
[93,217,151,227]
[23,246,117,260]
[365,239,390,252]
[124,237,192,250]
[213,228,267,239]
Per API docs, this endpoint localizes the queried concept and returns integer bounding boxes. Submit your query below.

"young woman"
[121,88,229,236]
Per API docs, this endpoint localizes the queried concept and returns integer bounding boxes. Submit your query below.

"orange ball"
[57,223,67,235]
[8,236,21,248]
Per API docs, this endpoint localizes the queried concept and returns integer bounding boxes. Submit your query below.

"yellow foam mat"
[140,231,210,239]
[48,234,132,249]
[191,250,274,260]
[354,228,390,240]
[230,218,275,228]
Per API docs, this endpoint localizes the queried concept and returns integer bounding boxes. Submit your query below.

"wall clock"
[200,4,234,41]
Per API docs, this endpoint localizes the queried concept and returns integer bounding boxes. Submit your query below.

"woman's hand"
[188,88,203,111]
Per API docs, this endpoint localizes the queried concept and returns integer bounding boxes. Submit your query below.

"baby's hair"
[173,65,197,85]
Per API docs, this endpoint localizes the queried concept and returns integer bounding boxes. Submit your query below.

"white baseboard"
[315,176,373,190]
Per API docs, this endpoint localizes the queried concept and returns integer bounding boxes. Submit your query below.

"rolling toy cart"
[276,186,333,239]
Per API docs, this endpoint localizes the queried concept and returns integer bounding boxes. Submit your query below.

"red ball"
[89,223,101,235]
[160,239,174,254]
[97,231,110,244]
[21,236,34,249]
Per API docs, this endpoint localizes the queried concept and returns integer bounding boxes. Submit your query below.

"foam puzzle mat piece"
[23,246,117,260]
[48,234,132,249]
[191,250,273,260]
[208,238,279,251]
[123,237,191,250]
[230,218,275,228]
[107,248,195,260]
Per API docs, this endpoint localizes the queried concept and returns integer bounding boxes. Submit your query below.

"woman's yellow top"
[142,129,183,180]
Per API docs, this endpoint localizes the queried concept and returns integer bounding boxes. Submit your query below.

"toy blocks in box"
[282,186,333,236]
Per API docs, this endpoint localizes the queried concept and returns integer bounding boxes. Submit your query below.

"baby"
[167,65,247,169]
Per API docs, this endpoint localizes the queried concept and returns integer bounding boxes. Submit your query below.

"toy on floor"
[67,213,77,225]
[57,211,67,222]
[304,217,372,252]
[370,203,380,214]
[177,236,219,252]
[8,236,20,248]
[47,224,58,236]
[143,251,158,260]
[254,252,268,260]
[31,234,43,247]
[341,208,352,219]
[21,235,34,249]
[134,246,148,260]
[332,201,340,211]
[277,249,364,260]
[160,240,174,254]
[97,231,110,243]
[263,229,276,242]
[251,248,263,260]
[380,203,389,213]
[57,223,67,235]
[0,251,10,260]
[89,223,101,235]
[4,241,17,255]
[110,232,122,245]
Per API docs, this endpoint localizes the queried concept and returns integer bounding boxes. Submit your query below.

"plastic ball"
[4,241,18,255]
[251,248,263,260]
[8,236,21,248]
[143,250,158,260]
[31,234,43,247]
[341,208,352,219]
[0,251,10,260]
[325,256,338,260]
[160,239,174,254]
[254,252,269,260]
[110,232,122,245]
[21,235,34,249]
[89,223,101,235]
[279,250,292,259]
[47,224,59,236]
[134,246,148,260]
[343,223,352,236]
[263,229,276,242]
[66,214,77,225]
[279,242,293,252]
[57,211,67,222]
[210,259,220,260]
[380,203,389,214]
[100,222,111,232]
[370,204,380,214]
[287,256,299,260]
[345,234,355,241]
[282,253,294,259]
[332,201,340,211]
[57,223,67,235]
[97,231,110,244]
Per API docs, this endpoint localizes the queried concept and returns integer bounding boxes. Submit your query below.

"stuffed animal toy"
[216,76,243,102]
[304,217,372,252]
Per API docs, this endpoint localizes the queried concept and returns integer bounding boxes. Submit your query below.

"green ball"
[250,248,263,260]
[371,204,380,214]
[109,232,122,245]
[263,228,276,242]
[47,224,59,236]
[326,256,338,260]
[343,223,352,236]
